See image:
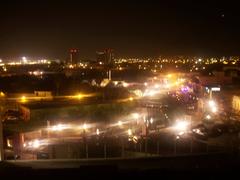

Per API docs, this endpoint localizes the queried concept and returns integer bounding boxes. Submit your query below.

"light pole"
[173,120,190,155]
[104,141,107,159]
[121,135,125,158]
[117,121,125,158]
[83,130,88,159]
[144,122,149,156]
[190,117,193,153]
[157,140,160,155]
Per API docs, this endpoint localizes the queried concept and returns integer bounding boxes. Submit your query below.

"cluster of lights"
[0,57,51,67]
[51,124,70,131]
[67,63,88,69]
[29,70,43,76]
[23,139,41,149]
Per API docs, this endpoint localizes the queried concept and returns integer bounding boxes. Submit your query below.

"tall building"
[96,49,114,65]
[69,48,79,65]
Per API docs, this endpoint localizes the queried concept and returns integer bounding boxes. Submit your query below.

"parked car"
[208,124,227,137]
[37,152,49,159]
[3,110,21,122]
[192,124,208,140]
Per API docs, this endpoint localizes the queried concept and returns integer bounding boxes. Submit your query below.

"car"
[208,124,227,137]
[3,110,21,122]
[37,152,49,159]
[192,124,208,140]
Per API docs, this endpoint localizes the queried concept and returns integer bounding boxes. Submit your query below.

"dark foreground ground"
[1,152,240,179]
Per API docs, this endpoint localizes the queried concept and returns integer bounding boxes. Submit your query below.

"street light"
[206,114,211,120]
[51,124,68,131]
[128,129,132,136]
[208,100,217,113]
[174,121,189,132]
[118,121,123,127]
[212,106,217,113]
[83,123,87,130]
[208,100,215,107]
[0,92,5,97]
[132,113,139,119]
[150,118,153,124]
[173,120,189,155]
[21,96,26,102]
[32,139,40,149]
[96,128,100,135]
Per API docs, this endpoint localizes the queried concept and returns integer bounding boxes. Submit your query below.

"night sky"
[0,1,240,60]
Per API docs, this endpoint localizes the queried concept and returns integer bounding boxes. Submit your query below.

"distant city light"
[22,56,28,63]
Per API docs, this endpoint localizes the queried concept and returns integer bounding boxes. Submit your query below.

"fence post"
[0,119,4,161]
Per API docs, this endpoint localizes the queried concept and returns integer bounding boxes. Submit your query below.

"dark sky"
[0,1,240,60]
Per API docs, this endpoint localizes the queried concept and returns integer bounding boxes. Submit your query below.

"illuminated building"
[96,48,114,65]
[69,48,80,65]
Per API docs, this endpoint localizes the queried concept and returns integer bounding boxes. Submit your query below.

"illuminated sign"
[211,87,220,91]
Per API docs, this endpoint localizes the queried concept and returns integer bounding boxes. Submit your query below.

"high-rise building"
[96,49,114,65]
[96,51,106,63]
[69,48,79,65]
